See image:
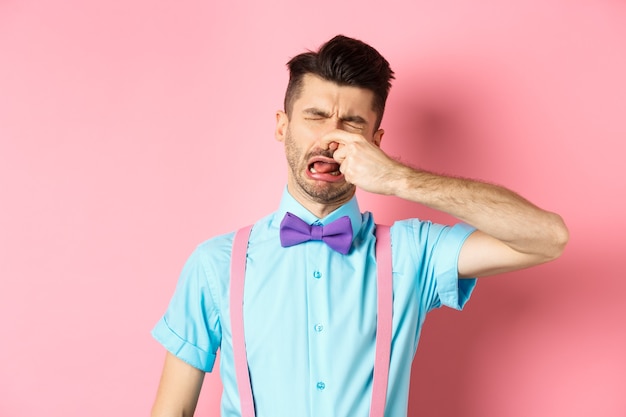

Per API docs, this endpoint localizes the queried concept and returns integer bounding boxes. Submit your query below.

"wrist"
[387,163,417,198]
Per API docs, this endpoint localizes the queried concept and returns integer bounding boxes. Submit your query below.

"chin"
[304,182,355,204]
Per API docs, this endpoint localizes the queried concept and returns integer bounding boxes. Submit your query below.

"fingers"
[331,145,347,163]
[327,141,339,152]
[319,129,356,150]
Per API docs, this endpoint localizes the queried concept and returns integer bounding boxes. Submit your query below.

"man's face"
[276,74,383,208]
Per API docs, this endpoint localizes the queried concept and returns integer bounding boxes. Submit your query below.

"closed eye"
[346,125,363,132]
[302,108,368,130]
[303,108,330,120]
[342,117,367,132]
[341,115,367,126]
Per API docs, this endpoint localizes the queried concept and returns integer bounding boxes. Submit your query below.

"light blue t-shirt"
[152,189,477,417]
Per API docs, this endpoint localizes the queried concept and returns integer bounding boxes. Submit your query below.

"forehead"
[294,74,376,119]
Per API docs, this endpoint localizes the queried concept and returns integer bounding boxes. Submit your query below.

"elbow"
[545,212,570,261]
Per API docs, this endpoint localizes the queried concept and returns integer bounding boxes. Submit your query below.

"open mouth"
[307,157,343,181]
[309,161,341,175]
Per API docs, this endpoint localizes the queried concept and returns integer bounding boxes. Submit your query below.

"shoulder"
[190,212,277,269]
[389,218,475,256]
[176,232,235,289]
[390,218,472,237]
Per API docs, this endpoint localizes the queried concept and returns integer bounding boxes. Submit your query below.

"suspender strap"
[230,225,255,417]
[230,224,393,417]
[370,224,392,417]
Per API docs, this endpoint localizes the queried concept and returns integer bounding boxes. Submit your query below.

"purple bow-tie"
[279,212,353,255]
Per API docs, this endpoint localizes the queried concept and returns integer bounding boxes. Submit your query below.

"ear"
[275,111,289,142]
[373,128,384,147]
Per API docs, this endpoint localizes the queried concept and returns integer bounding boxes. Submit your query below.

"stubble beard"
[284,129,355,205]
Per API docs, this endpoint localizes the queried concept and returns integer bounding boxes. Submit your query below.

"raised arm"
[392,169,568,277]
[322,130,569,277]
[151,352,206,417]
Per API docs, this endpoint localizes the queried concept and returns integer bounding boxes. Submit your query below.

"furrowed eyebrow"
[303,108,368,125]
[303,108,331,118]
[340,115,367,125]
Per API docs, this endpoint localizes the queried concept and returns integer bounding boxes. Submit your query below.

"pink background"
[1,0,625,416]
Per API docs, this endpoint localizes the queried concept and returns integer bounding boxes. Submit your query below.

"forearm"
[321,129,568,272]
[389,165,569,260]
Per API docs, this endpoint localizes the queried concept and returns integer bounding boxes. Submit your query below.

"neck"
[287,184,355,219]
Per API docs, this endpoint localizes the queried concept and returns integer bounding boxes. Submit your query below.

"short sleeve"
[151,245,224,372]
[397,220,477,312]
[430,223,477,310]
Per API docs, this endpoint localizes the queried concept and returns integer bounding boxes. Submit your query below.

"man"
[151,35,568,417]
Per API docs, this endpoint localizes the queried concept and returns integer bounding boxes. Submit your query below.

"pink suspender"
[371,224,392,417]
[230,224,393,417]
[231,225,255,417]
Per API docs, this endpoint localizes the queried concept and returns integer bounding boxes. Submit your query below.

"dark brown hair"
[284,35,395,129]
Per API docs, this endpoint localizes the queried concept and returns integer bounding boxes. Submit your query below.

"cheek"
[284,129,304,163]
[289,123,321,148]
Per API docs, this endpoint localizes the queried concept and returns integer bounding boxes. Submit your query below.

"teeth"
[309,165,340,176]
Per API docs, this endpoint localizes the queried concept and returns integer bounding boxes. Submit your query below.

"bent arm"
[323,130,569,277]
[391,166,569,277]
[151,352,206,417]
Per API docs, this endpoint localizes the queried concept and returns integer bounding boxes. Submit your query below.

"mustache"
[306,148,335,160]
